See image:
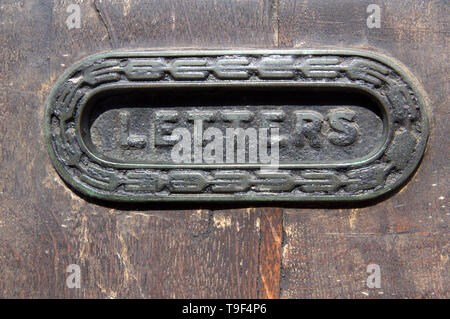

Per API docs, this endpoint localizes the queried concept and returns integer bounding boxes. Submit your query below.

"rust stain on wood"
[258,208,283,299]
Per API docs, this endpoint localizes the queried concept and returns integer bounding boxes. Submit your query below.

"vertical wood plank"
[0,0,277,298]
[278,0,449,298]
[258,208,283,299]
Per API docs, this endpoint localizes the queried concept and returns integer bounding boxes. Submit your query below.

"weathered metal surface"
[45,49,429,202]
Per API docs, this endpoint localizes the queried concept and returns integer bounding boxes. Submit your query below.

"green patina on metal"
[44,49,430,202]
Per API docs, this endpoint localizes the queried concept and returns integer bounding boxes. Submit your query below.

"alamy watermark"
[66,4,81,29]
[66,264,81,289]
[366,263,381,289]
[170,126,280,169]
[367,4,381,29]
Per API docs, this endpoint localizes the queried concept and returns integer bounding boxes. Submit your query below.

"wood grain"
[0,0,280,298]
[0,0,447,298]
[258,208,283,298]
[279,0,449,298]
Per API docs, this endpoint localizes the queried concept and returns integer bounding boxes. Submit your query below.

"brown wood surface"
[0,0,448,298]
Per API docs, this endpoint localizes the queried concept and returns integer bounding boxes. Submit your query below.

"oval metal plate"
[45,50,429,202]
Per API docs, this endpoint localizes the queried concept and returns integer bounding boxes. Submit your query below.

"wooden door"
[0,0,447,298]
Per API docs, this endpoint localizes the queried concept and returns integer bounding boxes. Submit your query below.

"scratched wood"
[0,0,447,299]
[258,208,283,298]
[0,0,279,298]
[279,0,449,298]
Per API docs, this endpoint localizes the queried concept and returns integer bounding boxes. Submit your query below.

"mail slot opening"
[79,85,387,168]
